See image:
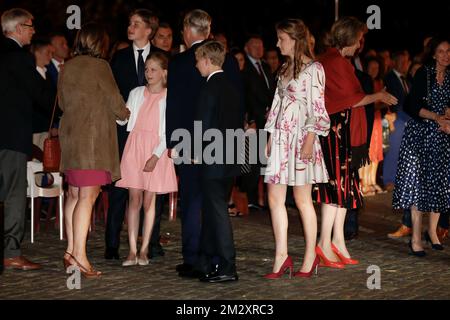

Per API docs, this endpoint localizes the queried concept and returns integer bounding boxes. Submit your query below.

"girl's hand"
[125,108,131,120]
[143,155,159,172]
[300,133,315,161]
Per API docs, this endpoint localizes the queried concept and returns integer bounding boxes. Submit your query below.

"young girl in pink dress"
[116,52,177,266]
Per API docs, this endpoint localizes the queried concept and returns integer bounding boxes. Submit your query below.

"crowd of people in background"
[1,6,449,282]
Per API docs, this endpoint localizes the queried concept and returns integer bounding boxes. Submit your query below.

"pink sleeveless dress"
[116,89,177,193]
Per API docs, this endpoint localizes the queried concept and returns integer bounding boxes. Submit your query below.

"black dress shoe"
[424,232,444,250]
[148,244,165,258]
[408,241,426,257]
[104,248,120,260]
[199,273,239,283]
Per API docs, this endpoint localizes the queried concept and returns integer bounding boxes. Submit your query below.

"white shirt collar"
[132,42,151,70]
[393,69,404,79]
[133,41,151,53]
[247,54,260,67]
[207,70,224,82]
[51,58,63,72]
[7,36,22,48]
[191,40,204,47]
[36,66,47,79]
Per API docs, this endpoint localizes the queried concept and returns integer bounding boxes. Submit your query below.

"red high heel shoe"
[264,256,294,279]
[294,255,320,278]
[315,246,345,269]
[331,243,359,265]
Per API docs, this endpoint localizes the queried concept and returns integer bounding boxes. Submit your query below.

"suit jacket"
[110,44,164,155]
[384,70,411,114]
[242,57,276,129]
[166,41,243,151]
[195,72,243,179]
[0,37,53,155]
[32,71,57,133]
[46,61,59,88]
[58,55,128,181]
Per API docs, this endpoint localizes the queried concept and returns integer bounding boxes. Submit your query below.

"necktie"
[137,49,145,86]
[256,61,269,89]
[400,76,409,94]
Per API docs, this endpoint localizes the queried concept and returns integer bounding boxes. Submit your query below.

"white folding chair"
[26,161,64,243]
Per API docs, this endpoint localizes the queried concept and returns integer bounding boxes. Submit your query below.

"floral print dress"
[264,61,330,186]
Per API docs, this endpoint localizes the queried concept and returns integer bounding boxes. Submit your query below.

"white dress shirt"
[133,42,151,72]
[36,66,47,79]
[51,58,64,72]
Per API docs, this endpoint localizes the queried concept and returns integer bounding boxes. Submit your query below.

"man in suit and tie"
[166,9,242,278]
[194,41,242,283]
[241,35,276,211]
[46,32,69,88]
[385,50,415,239]
[105,9,166,260]
[1,8,53,270]
[30,37,57,152]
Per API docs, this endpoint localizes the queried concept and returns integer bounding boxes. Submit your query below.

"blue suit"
[383,70,411,185]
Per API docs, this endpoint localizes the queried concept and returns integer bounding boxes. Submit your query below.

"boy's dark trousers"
[197,177,236,276]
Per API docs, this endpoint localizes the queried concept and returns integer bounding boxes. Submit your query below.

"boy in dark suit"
[194,41,242,283]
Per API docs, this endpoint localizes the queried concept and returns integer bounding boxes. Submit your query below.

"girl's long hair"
[276,19,314,79]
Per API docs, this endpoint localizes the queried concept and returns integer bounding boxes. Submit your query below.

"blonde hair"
[195,41,225,67]
[276,19,314,79]
[1,8,33,34]
[73,22,110,59]
[330,17,366,50]
[146,51,169,87]
[184,9,211,37]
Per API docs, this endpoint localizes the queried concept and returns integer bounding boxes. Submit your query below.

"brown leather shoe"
[4,256,42,271]
[437,227,449,243]
[388,225,412,239]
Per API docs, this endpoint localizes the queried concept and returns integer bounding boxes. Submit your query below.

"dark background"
[1,0,449,56]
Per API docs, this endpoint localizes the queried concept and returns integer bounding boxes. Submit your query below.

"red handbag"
[43,96,61,172]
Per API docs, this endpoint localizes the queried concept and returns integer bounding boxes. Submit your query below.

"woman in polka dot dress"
[393,37,450,256]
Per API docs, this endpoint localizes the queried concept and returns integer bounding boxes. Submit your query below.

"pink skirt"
[65,169,112,187]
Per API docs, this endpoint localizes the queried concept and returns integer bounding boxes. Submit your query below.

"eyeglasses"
[21,23,35,29]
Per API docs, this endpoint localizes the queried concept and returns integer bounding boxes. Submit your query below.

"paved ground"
[1,192,449,300]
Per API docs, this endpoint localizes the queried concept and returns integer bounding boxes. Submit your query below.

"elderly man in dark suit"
[241,35,276,211]
[166,9,243,278]
[105,9,166,261]
[0,8,52,270]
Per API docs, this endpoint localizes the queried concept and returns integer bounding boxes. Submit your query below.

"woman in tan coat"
[59,23,130,277]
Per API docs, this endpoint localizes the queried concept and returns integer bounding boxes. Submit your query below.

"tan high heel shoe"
[68,254,102,278]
